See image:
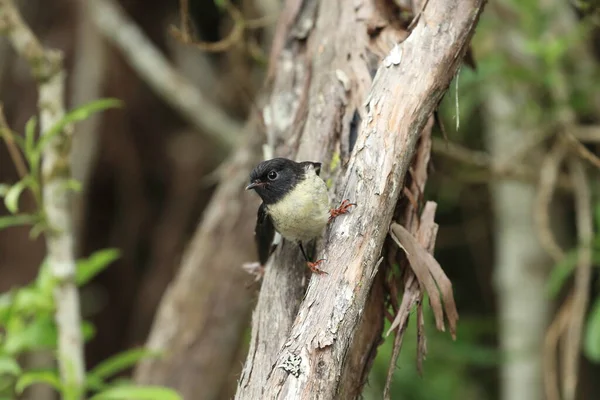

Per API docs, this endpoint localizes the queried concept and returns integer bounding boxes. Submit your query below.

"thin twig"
[384,275,417,400]
[494,126,554,171]
[534,138,568,262]
[562,158,593,400]
[432,137,573,190]
[488,88,600,169]
[245,14,278,30]
[0,104,28,179]
[574,125,600,142]
[0,0,85,396]
[432,137,490,167]
[171,0,276,52]
[178,0,191,42]
[564,131,600,169]
[86,0,241,150]
[407,0,431,32]
[544,295,573,400]
[170,0,245,53]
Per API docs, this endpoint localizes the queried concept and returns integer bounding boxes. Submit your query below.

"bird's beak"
[245,180,264,190]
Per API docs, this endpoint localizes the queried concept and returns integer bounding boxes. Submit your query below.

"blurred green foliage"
[0,100,182,400]
[364,309,498,400]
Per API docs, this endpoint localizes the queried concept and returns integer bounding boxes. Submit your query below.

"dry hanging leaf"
[389,222,459,339]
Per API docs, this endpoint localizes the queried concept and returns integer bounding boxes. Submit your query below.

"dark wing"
[299,161,322,176]
[255,203,276,265]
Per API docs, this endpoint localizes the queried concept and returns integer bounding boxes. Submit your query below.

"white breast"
[267,166,330,242]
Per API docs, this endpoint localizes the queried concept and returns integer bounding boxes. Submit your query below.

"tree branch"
[534,138,568,263]
[85,0,242,151]
[431,137,573,190]
[563,158,593,400]
[0,0,85,395]
[236,0,485,398]
[0,104,28,179]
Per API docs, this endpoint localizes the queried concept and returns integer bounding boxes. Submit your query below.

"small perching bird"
[245,157,355,275]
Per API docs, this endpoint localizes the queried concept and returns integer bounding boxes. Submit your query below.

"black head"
[246,158,311,205]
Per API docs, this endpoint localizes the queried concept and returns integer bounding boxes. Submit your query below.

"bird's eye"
[267,171,278,180]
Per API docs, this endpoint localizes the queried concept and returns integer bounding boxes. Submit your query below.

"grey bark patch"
[279,352,303,378]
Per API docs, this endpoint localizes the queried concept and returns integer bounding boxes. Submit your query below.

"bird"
[245,157,355,275]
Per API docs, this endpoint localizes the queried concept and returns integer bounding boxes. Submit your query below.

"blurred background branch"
[86,0,242,151]
[0,104,28,179]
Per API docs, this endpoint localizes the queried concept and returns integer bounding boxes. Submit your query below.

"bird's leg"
[298,242,328,275]
[329,199,356,222]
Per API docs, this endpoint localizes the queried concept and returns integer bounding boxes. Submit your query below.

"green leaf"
[15,370,61,394]
[584,296,600,362]
[0,291,14,324]
[34,258,55,296]
[0,214,38,230]
[90,385,182,400]
[0,184,10,197]
[62,178,82,193]
[86,375,107,392]
[76,249,121,286]
[4,314,57,354]
[36,98,123,154]
[82,321,96,342]
[546,250,578,297]
[9,133,25,150]
[214,0,227,9]
[88,348,161,382]
[24,116,38,157]
[0,356,21,377]
[4,179,30,214]
[29,221,47,239]
[13,287,53,313]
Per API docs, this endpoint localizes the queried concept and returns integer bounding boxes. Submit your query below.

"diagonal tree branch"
[563,158,593,400]
[0,0,85,395]
[236,0,485,398]
[0,104,28,179]
[85,0,242,151]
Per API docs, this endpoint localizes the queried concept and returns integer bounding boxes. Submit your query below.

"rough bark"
[236,0,485,398]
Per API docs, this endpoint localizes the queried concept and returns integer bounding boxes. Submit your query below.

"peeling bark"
[236,0,485,398]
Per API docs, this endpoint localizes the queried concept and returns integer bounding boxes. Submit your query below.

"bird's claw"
[329,199,356,222]
[306,259,328,275]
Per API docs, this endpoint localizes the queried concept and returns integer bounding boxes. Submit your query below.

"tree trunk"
[485,86,553,400]
[235,0,485,398]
